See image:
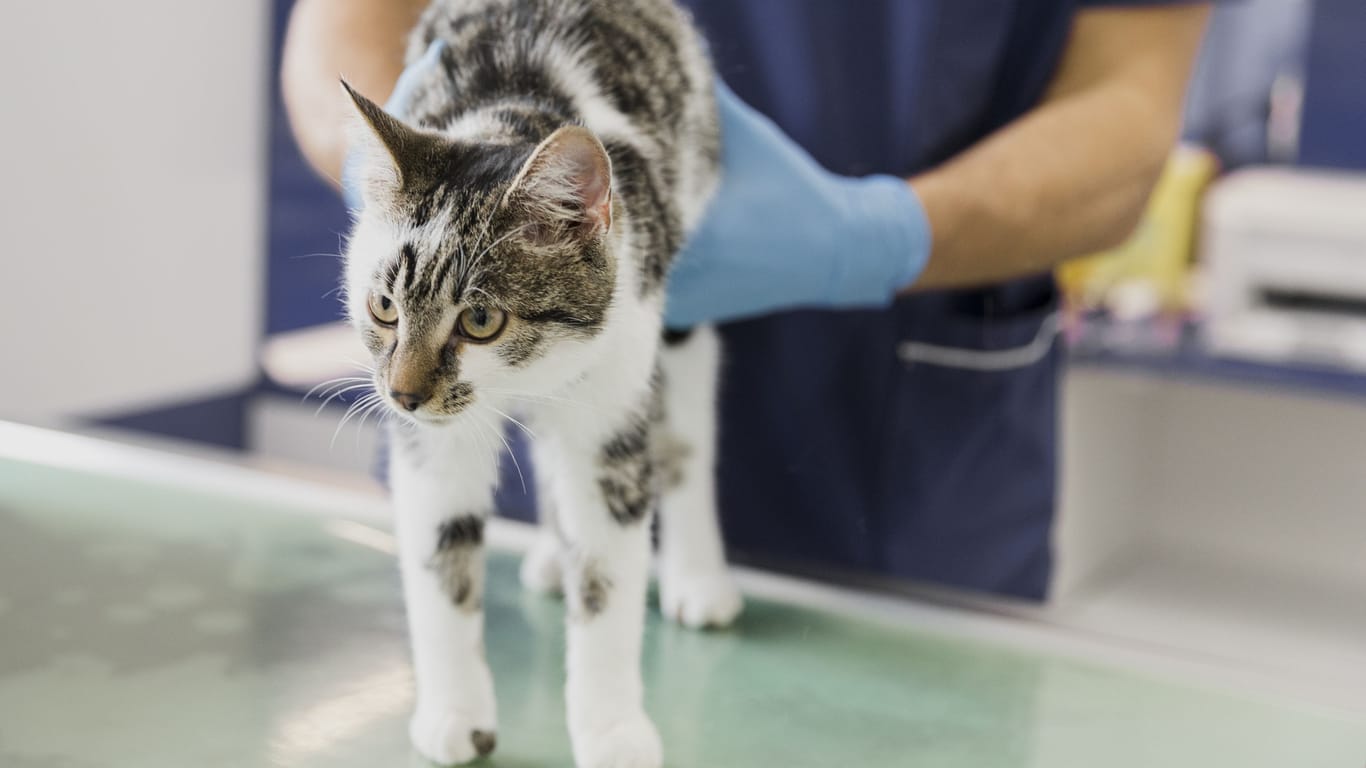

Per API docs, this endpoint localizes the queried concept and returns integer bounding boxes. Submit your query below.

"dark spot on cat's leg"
[437,514,484,547]
[471,729,497,757]
[579,562,612,618]
[598,473,652,526]
[597,415,655,526]
[563,556,612,621]
[428,515,486,612]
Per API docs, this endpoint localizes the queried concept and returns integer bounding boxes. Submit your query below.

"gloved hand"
[665,82,932,328]
[341,39,448,211]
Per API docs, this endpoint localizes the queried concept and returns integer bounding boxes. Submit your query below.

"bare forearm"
[909,80,1174,289]
[281,0,428,186]
[907,5,1210,291]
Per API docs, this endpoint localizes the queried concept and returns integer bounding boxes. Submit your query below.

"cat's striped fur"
[339,1,740,765]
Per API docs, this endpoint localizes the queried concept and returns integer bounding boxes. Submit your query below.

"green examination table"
[1,423,1362,767]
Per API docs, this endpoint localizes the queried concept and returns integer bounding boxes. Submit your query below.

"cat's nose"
[390,390,429,412]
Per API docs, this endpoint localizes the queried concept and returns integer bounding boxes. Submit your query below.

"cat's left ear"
[505,125,614,240]
[340,79,445,199]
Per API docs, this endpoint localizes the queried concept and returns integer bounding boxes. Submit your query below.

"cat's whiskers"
[479,386,603,413]
[462,407,507,491]
[331,391,385,450]
[341,357,378,375]
[303,375,372,402]
[357,394,400,452]
[354,392,392,446]
[305,358,374,391]
[311,377,372,394]
[464,285,495,304]
[314,384,379,416]
[482,402,537,441]
[305,374,379,417]
[472,403,527,494]
[309,381,368,401]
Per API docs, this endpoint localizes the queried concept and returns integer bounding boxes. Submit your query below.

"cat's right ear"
[340,79,439,200]
[502,126,614,244]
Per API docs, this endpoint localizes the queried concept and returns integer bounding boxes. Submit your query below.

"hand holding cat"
[665,82,932,328]
[340,40,448,211]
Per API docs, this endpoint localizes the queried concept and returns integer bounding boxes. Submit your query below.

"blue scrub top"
[675,0,1198,600]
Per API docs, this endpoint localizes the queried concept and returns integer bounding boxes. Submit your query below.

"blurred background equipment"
[1056,144,1218,320]
[1203,169,1366,370]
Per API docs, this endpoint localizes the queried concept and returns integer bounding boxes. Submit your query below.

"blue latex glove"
[665,82,932,328]
[341,39,448,211]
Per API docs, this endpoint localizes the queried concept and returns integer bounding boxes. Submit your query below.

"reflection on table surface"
[1,425,1362,768]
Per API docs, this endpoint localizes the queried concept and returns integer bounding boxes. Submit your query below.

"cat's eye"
[456,306,507,342]
[367,291,399,326]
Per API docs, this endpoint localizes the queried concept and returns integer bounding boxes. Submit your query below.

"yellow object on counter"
[1057,144,1219,315]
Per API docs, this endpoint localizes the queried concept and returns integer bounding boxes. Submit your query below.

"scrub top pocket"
[876,285,1062,600]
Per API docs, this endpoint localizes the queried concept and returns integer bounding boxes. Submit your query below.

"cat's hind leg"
[389,423,500,765]
[519,440,566,595]
[657,326,743,629]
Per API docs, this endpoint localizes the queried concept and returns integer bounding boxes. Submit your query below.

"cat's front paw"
[409,709,497,765]
[571,712,663,768]
[659,565,743,629]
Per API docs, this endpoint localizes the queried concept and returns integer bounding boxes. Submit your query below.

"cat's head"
[340,82,625,424]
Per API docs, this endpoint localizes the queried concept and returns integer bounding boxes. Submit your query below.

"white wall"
[1054,368,1366,708]
[1056,368,1366,597]
[0,1,270,422]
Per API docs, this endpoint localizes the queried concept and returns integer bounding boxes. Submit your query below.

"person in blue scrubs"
[283,0,1210,600]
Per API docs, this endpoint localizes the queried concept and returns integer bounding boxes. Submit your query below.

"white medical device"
[1203,168,1366,370]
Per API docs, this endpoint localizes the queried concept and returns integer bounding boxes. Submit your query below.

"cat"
[339,0,740,765]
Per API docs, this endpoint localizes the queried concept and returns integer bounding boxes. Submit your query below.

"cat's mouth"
[377,377,475,424]
[389,394,473,425]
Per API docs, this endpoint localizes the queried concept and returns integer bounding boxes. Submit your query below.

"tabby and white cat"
[340,0,739,765]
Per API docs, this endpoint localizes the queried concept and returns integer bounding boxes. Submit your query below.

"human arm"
[665,3,1210,327]
[908,4,1212,291]
[280,0,428,186]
